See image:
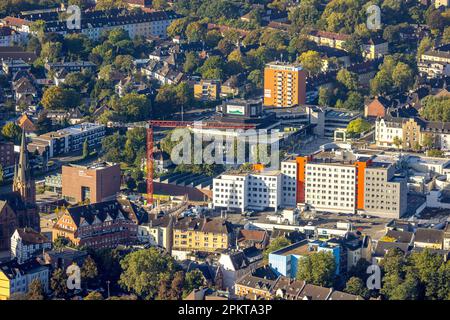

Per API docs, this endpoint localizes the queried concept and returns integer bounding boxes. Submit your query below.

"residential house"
[0,258,49,300]
[10,228,51,264]
[138,214,173,251]
[414,228,444,249]
[364,96,392,118]
[218,249,261,293]
[237,229,269,249]
[172,217,233,253]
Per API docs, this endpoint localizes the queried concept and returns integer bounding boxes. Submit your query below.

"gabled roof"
[238,229,268,243]
[15,228,49,245]
[415,228,444,245]
[374,241,410,258]
[297,284,332,300]
[0,258,47,280]
[386,229,414,244]
[63,199,144,228]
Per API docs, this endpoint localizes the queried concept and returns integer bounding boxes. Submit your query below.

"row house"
[375,115,450,151]
[2,9,181,42]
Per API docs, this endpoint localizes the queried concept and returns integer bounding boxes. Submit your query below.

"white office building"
[213,171,282,212]
[304,162,357,214]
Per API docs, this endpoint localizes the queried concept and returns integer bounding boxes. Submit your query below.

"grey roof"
[374,241,410,257]
[414,228,444,245]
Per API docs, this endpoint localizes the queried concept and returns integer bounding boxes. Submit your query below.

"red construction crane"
[146,120,257,206]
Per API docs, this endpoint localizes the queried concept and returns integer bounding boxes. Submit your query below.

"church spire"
[13,130,35,205]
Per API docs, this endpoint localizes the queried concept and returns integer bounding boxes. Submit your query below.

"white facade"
[10,230,51,264]
[281,161,297,207]
[304,163,357,214]
[213,171,282,212]
[375,118,403,147]
[213,174,248,212]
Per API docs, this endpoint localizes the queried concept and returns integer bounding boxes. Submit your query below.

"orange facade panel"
[296,156,308,203]
[355,161,371,210]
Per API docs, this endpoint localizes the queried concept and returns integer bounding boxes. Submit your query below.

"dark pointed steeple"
[12,130,35,205]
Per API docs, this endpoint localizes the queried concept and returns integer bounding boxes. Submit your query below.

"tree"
[393,136,403,149]
[370,69,393,96]
[41,86,81,110]
[346,118,372,136]
[417,36,433,60]
[81,255,98,287]
[336,69,359,91]
[344,277,368,299]
[248,70,263,89]
[184,269,205,297]
[392,62,414,92]
[263,237,291,263]
[96,0,126,10]
[344,91,364,111]
[184,52,200,74]
[119,248,178,299]
[84,291,104,300]
[152,0,168,10]
[298,50,323,76]
[296,251,336,287]
[185,22,206,43]
[318,86,332,107]
[198,56,225,80]
[1,122,21,143]
[170,271,185,300]
[51,268,68,298]
[27,279,45,300]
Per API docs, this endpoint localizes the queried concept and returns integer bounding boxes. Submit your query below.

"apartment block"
[194,80,220,101]
[2,9,180,41]
[264,62,306,107]
[0,259,49,300]
[172,217,232,252]
[28,122,105,157]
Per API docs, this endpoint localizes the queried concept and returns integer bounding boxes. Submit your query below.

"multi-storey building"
[213,171,282,212]
[264,62,306,107]
[28,122,105,157]
[61,162,121,204]
[419,48,450,78]
[138,215,173,251]
[363,164,408,219]
[308,30,388,60]
[172,217,232,253]
[0,259,49,300]
[194,80,221,101]
[52,199,146,249]
[375,116,450,151]
[296,150,407,218]
[10,228,51,264]
[2,9,180,41]
[0,140,14,168]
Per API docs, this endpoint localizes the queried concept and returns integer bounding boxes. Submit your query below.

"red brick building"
[364,96,391,118]
[52,199,147,249]
[62,162,121,204]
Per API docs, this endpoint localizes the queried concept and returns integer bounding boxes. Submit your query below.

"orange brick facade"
[264,63,306,107]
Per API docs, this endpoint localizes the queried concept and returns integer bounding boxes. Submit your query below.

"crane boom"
[109,120,256,206]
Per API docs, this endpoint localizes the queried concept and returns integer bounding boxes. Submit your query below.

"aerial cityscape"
[0,0,449,304]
